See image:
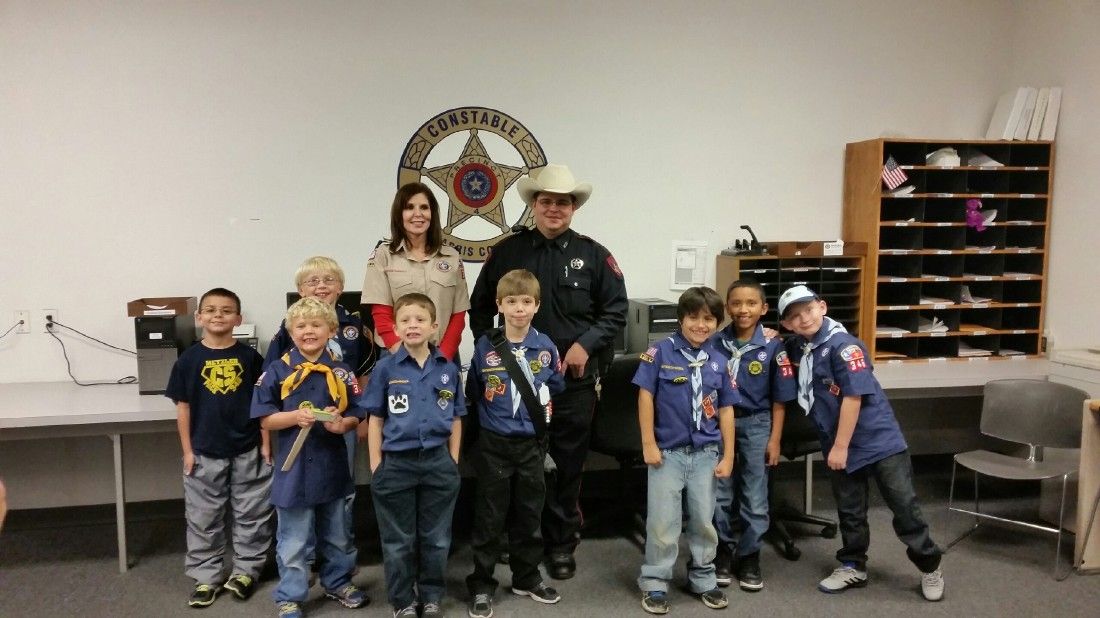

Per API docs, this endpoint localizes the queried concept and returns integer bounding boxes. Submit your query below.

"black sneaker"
[736,551,763,592]
[223,574,255,601]
[188,583,220,608]
[641,591,670,615]
[699,588,728,609]
[511,582,561,604]
[714,549,733,587]
[467,593,493,618]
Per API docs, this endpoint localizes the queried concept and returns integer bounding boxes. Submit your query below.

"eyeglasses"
[301,276,339,287]
[535,197,573,208]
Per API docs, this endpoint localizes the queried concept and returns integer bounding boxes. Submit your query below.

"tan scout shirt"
[361,242,470,346]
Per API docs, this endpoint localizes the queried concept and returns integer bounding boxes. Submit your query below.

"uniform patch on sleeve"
[458,261,466,279]
[702,394,716,419]
[840,344,867,372]
[775,351,794,378]
[342,325,358,340]
[606,255,624,279]
[640,346,657,363]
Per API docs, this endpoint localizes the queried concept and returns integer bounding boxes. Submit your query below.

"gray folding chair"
[946,379,1089,580]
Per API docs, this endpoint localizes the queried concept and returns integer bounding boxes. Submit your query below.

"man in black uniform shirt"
[470,164,628,580]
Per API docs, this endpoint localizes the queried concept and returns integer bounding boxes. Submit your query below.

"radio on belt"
[126,297,197,395]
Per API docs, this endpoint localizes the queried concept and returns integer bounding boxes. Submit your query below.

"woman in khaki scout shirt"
[361,182,470,361]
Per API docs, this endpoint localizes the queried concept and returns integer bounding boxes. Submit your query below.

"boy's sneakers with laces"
[467,593,493,618]
[277,601,303,618]
[188,584,220,608]
[393,604,417,617]
[224,574,255,601]
[921,569,944,601]
[641,591,670,615]
[818,563,868,593]
[511,582,561,604]
[325,583,370,608]
[736,551,763,591]
[421,601,444,617]
[699,588,728,609]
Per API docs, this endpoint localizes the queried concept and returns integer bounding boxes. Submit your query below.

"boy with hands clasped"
[634,286,741,615]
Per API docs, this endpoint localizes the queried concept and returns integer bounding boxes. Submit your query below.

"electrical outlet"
[39,308,58,333]
[15,310,30,334]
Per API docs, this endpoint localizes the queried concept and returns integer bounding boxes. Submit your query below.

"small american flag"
[881,155,908,190]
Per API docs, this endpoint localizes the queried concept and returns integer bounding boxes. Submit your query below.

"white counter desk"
[0,382,176,573]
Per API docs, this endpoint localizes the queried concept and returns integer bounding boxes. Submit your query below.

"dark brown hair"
[388,182,443,254]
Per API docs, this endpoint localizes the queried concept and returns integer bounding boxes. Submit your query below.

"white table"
[0,382,176,572]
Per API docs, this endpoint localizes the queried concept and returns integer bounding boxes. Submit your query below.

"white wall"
[6,0,1098,508]
[1006,0,1100,351]
[0,0,1019,385]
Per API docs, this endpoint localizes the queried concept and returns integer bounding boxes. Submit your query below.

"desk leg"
[110,433,129,573]
[804,456,814,515]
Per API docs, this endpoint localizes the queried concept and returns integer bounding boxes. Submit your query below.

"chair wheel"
[782,542,801,561]
[822,525,837,539]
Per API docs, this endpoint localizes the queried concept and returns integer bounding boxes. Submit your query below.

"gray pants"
[183,448,274,584]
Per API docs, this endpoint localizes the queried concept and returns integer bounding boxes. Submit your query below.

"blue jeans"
[714,411,771,556]
[371,445,460,608]
[273,498,354,603]
[639,443,720,594]
[303,432,358,570]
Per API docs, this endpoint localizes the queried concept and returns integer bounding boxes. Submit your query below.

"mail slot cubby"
[923,199,967,223]
[966,170,1010,194]
[965,226,1005,249]
[921,255,964,278]
[882,199,924,222]
[1006,144,1051,167]
[1008,171,1050,194]
[999,333,1041,355]
[881,227,922,250]
[1004,226,1045,250]
[917,337,958,358]
[921,282,961,304]
[875,338,917,361]
[1001,307,1041,330]
[1002,280,1042,303]
[959,307,1002,330]
[962,280,1003,304]
[778,266,818,286]
[919,309,959,330]
[963,254,1005,277]
[879,255,922,278]
[1004,199,1048,223]
[925,170,968,193]
[923,227,965,250]
[877,281,920,306]
[1004,254,1044,276]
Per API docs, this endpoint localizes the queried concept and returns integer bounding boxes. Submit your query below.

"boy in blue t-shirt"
[710,279,797,592]
[465,270,566,618]
[363,293,465,618]
[252,297,369,618]
[634,286,741,615]
[167,287,272,608]
[778,285,944,602]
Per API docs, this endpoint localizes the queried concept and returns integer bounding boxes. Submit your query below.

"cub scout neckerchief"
[721,331,763,385]
[796,317,847,414]
[278,351,348,472]
[678,347,709,431]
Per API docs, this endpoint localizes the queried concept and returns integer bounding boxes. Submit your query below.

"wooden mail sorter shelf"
[842,138,1054,363]
[715,247,867,341]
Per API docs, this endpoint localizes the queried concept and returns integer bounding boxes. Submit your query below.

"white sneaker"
[921,569,944,601]
[818,564,868,593]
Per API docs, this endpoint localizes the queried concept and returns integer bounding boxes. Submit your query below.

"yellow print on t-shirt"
[201,358,244,395]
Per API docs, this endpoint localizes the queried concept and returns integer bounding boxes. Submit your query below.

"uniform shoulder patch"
[606,255,623,279]
[840,344,867,372]
[640,345,657,363]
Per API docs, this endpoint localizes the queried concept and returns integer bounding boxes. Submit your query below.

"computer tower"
[627,298,678,353]
[135,315,196,394]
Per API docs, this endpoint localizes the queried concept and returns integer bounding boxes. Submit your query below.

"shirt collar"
[670,331,702,353]
[393,343,447,366]
[717,322,766,347]
[287,347,334,367]
[530,228,574,250]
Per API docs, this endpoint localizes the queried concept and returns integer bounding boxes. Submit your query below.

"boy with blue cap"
[633,286,740,615]
[777,284,944,602]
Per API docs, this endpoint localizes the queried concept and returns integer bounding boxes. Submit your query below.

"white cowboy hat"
[517,164,593,207]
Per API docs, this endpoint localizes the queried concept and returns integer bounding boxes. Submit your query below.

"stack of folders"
[985,86,1062,141]
[918,316,948,333]
[958,342,992,357]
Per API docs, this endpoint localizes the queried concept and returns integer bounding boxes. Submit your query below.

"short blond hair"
[496,269,540,302]
[294,256,345,287]
[286,297,338,330]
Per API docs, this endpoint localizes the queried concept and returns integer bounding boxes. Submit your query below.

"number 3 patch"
[839,344,867,372]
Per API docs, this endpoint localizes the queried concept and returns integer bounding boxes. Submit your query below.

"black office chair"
[767,402,837,560]
[589,354,646,549]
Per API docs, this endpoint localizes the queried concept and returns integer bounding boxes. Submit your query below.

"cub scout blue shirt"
[250,348,365,509]
[785,329,907,473]
[264,304,374,376]
[632,332,742,450]
[709,323,797,415]
[469,328,566,437]
[361,345,465,452]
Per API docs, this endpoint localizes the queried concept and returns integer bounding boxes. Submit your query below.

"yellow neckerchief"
[279,351,348,413]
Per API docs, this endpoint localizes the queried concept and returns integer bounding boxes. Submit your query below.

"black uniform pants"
[542,379,598,555]
[466,430,545,596]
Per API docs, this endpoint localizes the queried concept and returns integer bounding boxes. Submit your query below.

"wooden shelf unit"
[715,247,867,342]
[842,138,1053,363]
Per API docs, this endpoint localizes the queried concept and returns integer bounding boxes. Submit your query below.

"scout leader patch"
[775,351,794,378]
[640,346,657,363]
[839,344,867,372]
[436,260,451,272]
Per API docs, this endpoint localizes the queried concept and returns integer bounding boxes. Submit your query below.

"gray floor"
[2,458,1099,617]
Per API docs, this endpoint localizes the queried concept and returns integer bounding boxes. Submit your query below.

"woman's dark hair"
[388,182,443,254]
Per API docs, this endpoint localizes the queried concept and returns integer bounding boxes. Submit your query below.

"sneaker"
[188,584,219,608]
[511,582,561,604]
[921,569,944,601]
[467,593,493,618]
[224,574,255,601]
[422,601,444,617]
[640,591,669,615]
[699,588,728,609]
[736,552,763,592]
[818,563,868,593]
[277,602,303,618]
[393,604,417,617]
[714,549,732,587]
[325,583,370,609]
